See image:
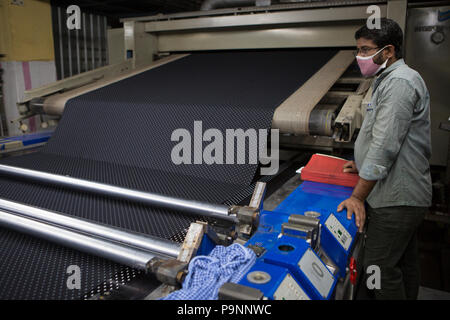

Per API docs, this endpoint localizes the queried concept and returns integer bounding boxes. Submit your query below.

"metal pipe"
[0,209,156,270]
[0,164,237,224]
[0,198,181,258]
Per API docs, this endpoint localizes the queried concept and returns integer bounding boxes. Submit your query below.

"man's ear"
[385,45,395,59]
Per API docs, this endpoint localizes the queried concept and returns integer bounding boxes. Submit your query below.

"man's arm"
[338,178,376,232]
[338,78,417,232]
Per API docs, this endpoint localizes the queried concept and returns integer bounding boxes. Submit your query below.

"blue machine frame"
[0,131,53,151]
[239,180,359,300]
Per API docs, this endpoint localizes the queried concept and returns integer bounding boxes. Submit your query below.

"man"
[337,18,432,300]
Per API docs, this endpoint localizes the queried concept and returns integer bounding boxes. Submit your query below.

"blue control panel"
[240,180,358,300]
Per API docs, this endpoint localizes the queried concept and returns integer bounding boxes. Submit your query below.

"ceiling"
[50,0,206,18]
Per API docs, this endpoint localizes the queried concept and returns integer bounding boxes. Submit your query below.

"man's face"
[356,38,388,65]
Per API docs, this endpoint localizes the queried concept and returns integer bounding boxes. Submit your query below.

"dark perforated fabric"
[0,50,337,299]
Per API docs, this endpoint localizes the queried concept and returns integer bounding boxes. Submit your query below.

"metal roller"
[288,214,320,228]
[0,198,181,258]
[0,164,237,224]
[308,104,338,137]
[0,209,157,270]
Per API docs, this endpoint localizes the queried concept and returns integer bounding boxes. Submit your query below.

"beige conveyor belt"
[272,50,355,135]
[35,50,354,136]
[40,54,189,115]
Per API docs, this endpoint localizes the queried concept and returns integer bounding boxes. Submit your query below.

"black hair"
[354,18,403,59]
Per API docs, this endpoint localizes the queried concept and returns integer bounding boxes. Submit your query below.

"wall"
[0,0,56,136]
[406,6,450,167]
[1,61,56,136]
[51,6,109,79]
[107,28,125,66]
[0,0,54,62]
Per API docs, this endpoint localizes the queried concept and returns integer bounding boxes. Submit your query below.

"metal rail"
[0,209,156,270]
[0,164,237,224]
[121,1,387,22]
[0,198,181,258]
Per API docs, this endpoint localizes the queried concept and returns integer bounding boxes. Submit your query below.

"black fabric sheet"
[0,49,338,299]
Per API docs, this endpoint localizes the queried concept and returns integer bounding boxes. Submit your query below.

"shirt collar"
[377,58,405,79]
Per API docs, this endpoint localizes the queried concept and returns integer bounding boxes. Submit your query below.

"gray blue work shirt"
[354,58,432,208]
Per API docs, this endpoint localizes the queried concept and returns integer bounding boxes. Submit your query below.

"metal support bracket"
[333,94,363,142]
[334,78,373,142]
[229,181,266,240]
[147,221,223,288]
[282,214,321,251]
[147,258,188,287]
[177,221,221,263]
[218,282,264,300]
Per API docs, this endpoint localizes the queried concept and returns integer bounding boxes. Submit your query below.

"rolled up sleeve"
[359,78,416,181]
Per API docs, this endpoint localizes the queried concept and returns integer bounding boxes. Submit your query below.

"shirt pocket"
[360,109,375,135]
[361,93,380,134]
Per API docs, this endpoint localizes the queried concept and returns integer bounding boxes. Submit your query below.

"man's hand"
[337,196,366,232]
[343,161,358,173]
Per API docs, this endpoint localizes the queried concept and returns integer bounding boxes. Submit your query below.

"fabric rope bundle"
[162,244,256,300]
